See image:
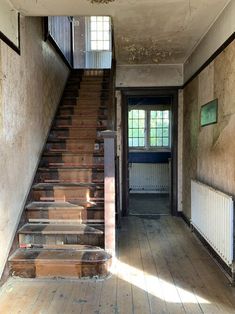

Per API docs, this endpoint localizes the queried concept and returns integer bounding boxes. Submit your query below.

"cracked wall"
[182,39,235,218]
[0,16,69,280]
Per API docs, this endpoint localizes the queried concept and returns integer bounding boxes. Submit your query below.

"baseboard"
[179,212,234,284]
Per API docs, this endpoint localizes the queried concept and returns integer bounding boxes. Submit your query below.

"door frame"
[120,87,179,216]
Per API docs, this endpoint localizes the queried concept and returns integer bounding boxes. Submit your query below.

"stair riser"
[37,170,104,183]
[50,128,98,138]
[63,90,79,97]
[58,108,106,116]
[41,155,104,166]
[32,188,104,202]
[9,260,110,279]
[46,142,103,152]
[54,119,107,127]
[19,233,103,247]
[26,209,104,222]
[26,209,82,221]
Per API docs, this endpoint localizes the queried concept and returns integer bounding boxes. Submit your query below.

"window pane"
[97,32,103,40]
[150,138,157,146]
[103,41,110,50]
[97,41,103,50]
[157,129,163,137]
[133,119,138,128]
[163,128,168,137]
[157,119,163,127]
[139,138,145,146]
[103,31,110,41]
[157,111,163,118]
[139,129,144,137]
[129,129,133,137]
[133,110,139,118]
[91,16,97,22]
[91,22,97,31]
[91,41,97,50]
[163,138,169,146]
[139,110,145,118]
[103,22,110,31]
[163,119,169,127]
[103,16,110,22]
[97,16,103,22]
[150,129,156,137]
[151,111,157,118]
[97,22,103,30]
[150,119,157,128]
[129,139,133,147]
[163,110,169,118]
[157,138,163,146]
[133,138,138,146]
[129,120,133,128]
[139,119,145,128]
[91,32,97,40]
[133,129,138,137]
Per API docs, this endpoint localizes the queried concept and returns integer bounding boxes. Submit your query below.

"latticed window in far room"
[90,16,111,51]
[128,108,170,150]
[150,110,170,147]
[128,110,146,147]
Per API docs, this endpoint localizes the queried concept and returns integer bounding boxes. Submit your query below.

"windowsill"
[129,148,171,153]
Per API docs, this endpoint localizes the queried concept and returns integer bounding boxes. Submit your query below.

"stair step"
[18,223,104,247]
[32,183,104,202]
[43,164,104,169]
[18,223,103,235]
[26,201,84,211]
[33,182,103,189]
[9,248,111,279]
[26,202,83,222]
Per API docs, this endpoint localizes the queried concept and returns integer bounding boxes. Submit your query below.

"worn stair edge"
[18,223,104,235]
[26,202,84,211]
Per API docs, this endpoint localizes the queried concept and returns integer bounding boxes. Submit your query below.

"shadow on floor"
[129,193,170,215]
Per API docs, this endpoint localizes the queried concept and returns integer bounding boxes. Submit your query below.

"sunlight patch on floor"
[112,259,211,305]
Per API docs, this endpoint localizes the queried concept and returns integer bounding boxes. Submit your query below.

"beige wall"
[0,0,19,47]
[116,64,183,87]
[0,16,69,279]
[182,39,235,218]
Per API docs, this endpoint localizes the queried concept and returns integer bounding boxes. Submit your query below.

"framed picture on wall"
[200,99,218,127]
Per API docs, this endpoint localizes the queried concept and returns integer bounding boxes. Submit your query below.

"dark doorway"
[121,88,178,216]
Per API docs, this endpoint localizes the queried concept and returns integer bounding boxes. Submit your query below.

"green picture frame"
[200,99,218,127]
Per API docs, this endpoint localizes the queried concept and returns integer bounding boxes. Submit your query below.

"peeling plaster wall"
[0,16,69,279]
[182,40,235,219]
[116,64,183,87]
[184,0,235,82]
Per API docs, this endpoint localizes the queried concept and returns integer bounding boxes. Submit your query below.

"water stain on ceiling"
[10,0,231,65]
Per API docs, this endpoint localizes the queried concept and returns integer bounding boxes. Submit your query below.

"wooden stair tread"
[43,152,104,157]
[33,182,103,189]
[9,248,111,263]
[38,167,104,171]
[18,223,103,235]
[46,163,104,168]
[26,202,84,211]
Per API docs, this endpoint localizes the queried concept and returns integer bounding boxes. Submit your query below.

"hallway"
[1,216,235,313]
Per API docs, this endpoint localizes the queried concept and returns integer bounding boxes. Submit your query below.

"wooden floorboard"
[1,216,235,313]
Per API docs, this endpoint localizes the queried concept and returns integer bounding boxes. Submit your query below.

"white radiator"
[85,51,112,69]
[129,163,169,193]
[191,180,234,266]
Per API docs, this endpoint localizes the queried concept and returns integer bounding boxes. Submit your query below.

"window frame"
[128,107,171,152]
[86,16,111,52]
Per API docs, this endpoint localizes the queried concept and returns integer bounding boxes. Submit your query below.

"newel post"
[101,130,116,257]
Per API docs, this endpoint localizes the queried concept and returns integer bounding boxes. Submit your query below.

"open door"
[121,89,178,216]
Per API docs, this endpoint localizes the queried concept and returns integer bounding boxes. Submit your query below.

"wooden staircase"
[8,70,112,279]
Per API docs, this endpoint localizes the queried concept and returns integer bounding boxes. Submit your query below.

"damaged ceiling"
[10,0,231,65]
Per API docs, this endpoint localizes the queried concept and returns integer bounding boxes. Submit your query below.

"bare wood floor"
[1,216,235,313]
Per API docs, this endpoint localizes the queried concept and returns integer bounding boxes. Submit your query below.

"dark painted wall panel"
[129,152,171,163]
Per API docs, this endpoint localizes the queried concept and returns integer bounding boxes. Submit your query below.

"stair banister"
[101,130,116,257]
